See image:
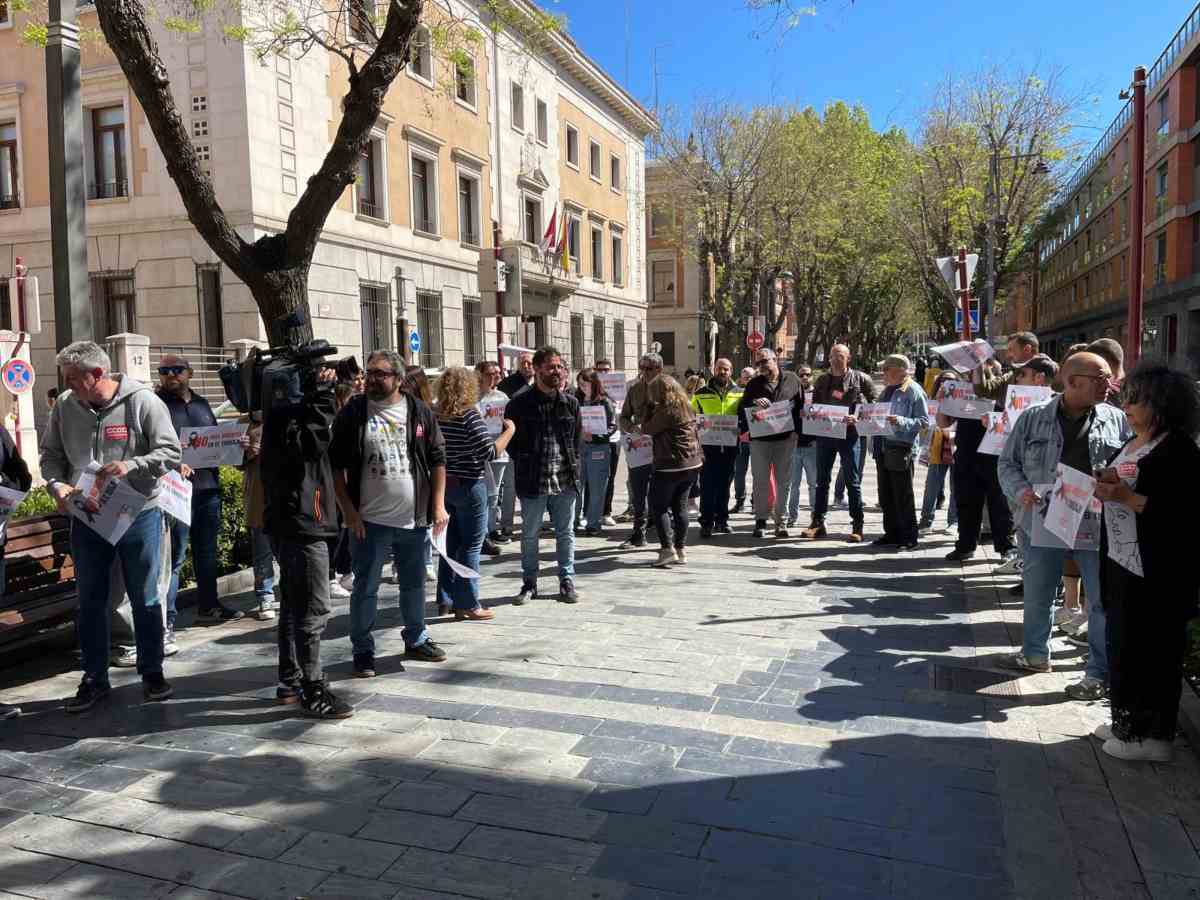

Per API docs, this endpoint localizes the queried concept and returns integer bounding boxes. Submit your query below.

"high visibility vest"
[691,385,743,417]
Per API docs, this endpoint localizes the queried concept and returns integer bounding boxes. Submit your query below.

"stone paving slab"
[2,466,1200,898]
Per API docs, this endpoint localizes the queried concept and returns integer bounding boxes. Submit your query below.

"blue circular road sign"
[409,330,421,354]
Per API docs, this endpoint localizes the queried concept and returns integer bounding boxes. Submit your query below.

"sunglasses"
[158,366,187,376]
[365,369,398,379]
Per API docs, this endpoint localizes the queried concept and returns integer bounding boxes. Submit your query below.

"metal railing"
[90,180,128,200]
[357,198,382,219]
[147,344,233,409]
[0,194,17,210]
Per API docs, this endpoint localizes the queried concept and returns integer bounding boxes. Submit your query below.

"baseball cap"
[1013,353,1058,380]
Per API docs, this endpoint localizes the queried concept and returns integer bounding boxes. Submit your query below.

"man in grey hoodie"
[40,341,182,713]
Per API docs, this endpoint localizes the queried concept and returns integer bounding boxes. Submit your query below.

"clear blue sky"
[557,0,1195,166]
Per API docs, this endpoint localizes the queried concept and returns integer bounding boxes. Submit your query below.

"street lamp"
[985,151,1050,339]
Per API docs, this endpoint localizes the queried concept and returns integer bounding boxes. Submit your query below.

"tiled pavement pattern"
[2,465,1200,899]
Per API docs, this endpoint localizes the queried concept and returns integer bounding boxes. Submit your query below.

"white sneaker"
[993,552,1023,576]
[1102,737,1173,763]
[1059,612,1088,637]
[653,548,678,568]
[1092,723,1114,741]
[1053,606,1082,626]
[254,601,277,621]
[602,516,617,527]
[338,573,355,592]
[425,568,436,583]
[328,580,351,599]
[673,548,688,565]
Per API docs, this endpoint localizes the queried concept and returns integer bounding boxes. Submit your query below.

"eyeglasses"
[365,369,397,379]
[158,366,187,376]
[799,373,812,378]
[756,361,773,368]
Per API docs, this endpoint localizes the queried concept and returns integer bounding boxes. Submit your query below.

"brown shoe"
[455,608,495,621]
[800,523,827,539]
[437,603,452,617]
[847,529,864,543]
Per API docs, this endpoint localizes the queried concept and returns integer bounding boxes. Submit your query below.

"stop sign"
[746,331,765,352]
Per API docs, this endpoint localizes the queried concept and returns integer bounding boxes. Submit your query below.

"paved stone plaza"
[2,467,1200,899]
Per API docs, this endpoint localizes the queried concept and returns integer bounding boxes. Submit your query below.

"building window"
[593,316,606,363]
[349,0,374,42]
[613,320,625,370]
[463,296,484,366]
[197,264,223,347]
[651,259,675,306]
[410,152,437,234]
[0,122,18,209]
[610,155,621,192]
[360,283,392,352]
[457,172,481,246]
[535,98,548,145]
[590,224,603,280]
[89,271,136,337]
[1155,232,1167,284]
[611,231,624,286]
[1158,89,1170,136]
[637,321,643,358]
[532,314,547,348]
[416,290,445,368]
[0,2,9,26]
[570,313,585,369]
[91,105,127,199]
[408,25,432,84]
[565,124,579,168]
[566,214,581,273]
[653,331,676,367]
[511,82,525,132]
[455,61,476,108]
[357,137,386,220]
[191,94,207,114]
[523,194,542,243]
[650,204,671,237]
[589,140,601,180]
[192,118,209,139]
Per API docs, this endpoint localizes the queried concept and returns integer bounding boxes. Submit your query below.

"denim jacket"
[997,395,1131,526]
[873,380,929,452]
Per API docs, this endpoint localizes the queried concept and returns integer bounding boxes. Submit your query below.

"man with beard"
[691,358,742,538]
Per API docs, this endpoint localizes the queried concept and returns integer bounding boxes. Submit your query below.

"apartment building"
[1036,5,1200,373]
[0,0,656,430]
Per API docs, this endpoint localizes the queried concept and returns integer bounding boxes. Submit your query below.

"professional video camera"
[219,307,338,415]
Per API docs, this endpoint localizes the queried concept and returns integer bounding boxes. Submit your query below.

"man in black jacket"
[738,349,803,538]
[0,426,32,721]
[261,363,351,719]
[497,352,534,398]
[505,346,584,605]
[329,349,449,679]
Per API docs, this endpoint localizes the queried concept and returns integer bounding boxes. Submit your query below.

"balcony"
[0,194,17,211]
[90,180,128,200]
[479,240,580,318]
[357,198,383,220]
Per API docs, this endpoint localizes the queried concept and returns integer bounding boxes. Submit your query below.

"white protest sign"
[854,403,894,438]
[977,412,1010,456]
[747,400,794,438]
[479,398,508,437]
[431,521,480,580]
[625,434,653,469]
[599,373,628,407]
[180,422,248,468]
[697,414,738,447]
[932,339,995,374]
[581,404,609,438]
[0,484,28,542]
[926,400,940,420]
[802,404,849,440]
[1038,466,1100,549]
[939,382,991,419]
[158,470,193,526]
[1004,385,1052,426]
[69,464,149,546]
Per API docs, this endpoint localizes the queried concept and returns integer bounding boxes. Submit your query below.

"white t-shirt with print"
[360,399,417,529]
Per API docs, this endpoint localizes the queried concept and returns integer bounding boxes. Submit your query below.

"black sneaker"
[619,532,646,549]
[945,548,976,562]
[714,523,733,535]
[730,500,745,514]
[301,683,354,719]
[513,581,537,605]
[490,530,511,545]
[353,654,376,678]
[143,674,174,702]
[898,541,919,552]
[481,539,501,557]
[65,679,111,714]
[584,527,602,537]
[276,683,302,705]
[872,536,898,547]
[775,526,789,538]
[800,522,827,539]
[0,702,20,720]
[197,606,244,622]
[700,526,713,539]
[558,579,580,604]
[753,520,766,538]
[406,640,447,663]
[1009,583,1025,597]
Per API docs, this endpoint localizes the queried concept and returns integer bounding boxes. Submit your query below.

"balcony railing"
[90,180,128,200]
[357,198,383,219]
[0,195,17,211]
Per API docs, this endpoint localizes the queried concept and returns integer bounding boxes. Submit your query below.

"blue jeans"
[813,436,864,525]
[72,507,165,683]
[787,443,819,522]
[581,445,611,530]
[251,526,274,601]
[438,478,488,611]
[919,463,958,527]
[734,442,751,502]
[165,488,221,626]
[519,490,577,584]
[1019,530,1107,680]
[350,521,430,656]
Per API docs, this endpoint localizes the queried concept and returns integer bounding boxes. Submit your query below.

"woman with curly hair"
[433,367,515,619]
[642,375,703,567]
[1092,361,1200,762]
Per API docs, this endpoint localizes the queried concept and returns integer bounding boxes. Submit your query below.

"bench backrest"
[2,514,77,644]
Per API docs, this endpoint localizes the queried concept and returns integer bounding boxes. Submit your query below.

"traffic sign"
[746,331,765,352]
[409,330,421,354]
[954,302,981,334]
[1,358,34,395]
[935,253,979,293]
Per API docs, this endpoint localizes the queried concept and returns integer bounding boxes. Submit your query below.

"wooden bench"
[2,514,77,652]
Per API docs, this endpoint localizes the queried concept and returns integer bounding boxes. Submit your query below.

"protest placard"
[180,422,248,468]
[1004,385,1052,425]
[938,382,991,419]
[801,404,848,440]
[0,484,28,542]
[697,414,738,447]
[977,412,1010,456]
[69,464,149,546]
[580,405,609,437]
[479,398,508,437]
[599,373,628,407]
[931,339,995,373]
[625,434,653,468]
[925,400,940,420]
[854,402,894,438]
[158,470,193,526]
[1038,466,1100,549]
[747,400,795,438]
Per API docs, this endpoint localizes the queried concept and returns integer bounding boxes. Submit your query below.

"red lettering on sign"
[104,425,129,442]
[831,390,844,401]
[1117,462,1139,479]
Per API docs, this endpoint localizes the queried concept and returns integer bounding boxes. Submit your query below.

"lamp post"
[985,150,1050,340]
[46,0,92,348]
[1125,66,1147,365]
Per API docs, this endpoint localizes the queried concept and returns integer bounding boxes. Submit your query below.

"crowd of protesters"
[0,330,1197,765]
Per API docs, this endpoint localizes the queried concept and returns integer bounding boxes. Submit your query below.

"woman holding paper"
[1091,363,1200,763]
[574,369,618,536]
[434,367,515,620]
[642,376,704,567]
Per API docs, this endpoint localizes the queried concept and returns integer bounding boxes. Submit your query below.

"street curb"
[175,565,258,607]
[1178,678,1200,755]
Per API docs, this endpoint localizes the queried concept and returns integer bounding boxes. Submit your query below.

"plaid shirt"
[534,390,570,496]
